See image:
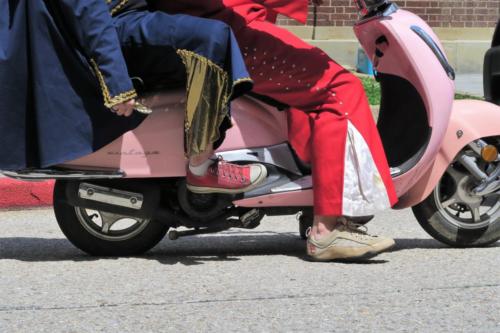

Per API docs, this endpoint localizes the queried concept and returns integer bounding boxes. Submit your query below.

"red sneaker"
[186,159,268,194]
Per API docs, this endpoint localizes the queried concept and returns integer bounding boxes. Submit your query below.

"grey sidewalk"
[1,208,498,332]
[455,73,483,96]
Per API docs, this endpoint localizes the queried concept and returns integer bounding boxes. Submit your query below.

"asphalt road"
[0,208,499,332]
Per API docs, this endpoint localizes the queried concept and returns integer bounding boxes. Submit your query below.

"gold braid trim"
[90,59,137,108]
[107,0,129,16]
[233,77,253,86]
[177,49,227,78]
[176,49,253,156]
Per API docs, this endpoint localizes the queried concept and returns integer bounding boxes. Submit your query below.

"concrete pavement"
[455,73,484,96]
[0,208,498,332]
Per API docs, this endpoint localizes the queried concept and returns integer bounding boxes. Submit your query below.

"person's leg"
[114,11,266,193]
[233,20,397,259]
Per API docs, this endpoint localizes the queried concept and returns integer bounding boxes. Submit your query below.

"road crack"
[1,283,499,313]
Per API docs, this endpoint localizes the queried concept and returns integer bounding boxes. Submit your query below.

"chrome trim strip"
[271,175,313,193]
[411,25,456,80]
[79,183,143,210]
[1,169,125,181]
[390,167,401,176]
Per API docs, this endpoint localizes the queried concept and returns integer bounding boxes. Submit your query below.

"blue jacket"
[107,0,148,15]
[0,0,144,170]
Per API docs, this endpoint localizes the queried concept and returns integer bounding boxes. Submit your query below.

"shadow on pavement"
[391,238,500,252]
[392,238,448,251]
[0,232,305,263]
[0,234,497,264]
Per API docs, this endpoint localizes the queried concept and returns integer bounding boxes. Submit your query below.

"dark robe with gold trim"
[108,0,253,156]
[0,0,144,170]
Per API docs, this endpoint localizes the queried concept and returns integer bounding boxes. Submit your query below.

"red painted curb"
[0,178,54,209]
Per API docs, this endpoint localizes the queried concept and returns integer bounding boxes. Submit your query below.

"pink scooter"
[4,0,500,256]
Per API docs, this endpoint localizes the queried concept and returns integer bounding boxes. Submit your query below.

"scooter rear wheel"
[412,161,500,247]
[53,180,168,256]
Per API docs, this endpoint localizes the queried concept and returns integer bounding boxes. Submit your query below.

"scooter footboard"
[396,99,500,208]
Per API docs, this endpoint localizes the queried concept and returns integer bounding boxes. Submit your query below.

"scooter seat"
[247,92,289,111]
[136,80,289,111]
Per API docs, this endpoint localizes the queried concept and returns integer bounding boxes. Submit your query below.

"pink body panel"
[63,91,288,177]
[65,91,187,177]
[236,9,462,209]
[60,8,486,212]
[235,100,500,209]
[355,10,455,197]
[396,100,500,208]
[217,97,288,152]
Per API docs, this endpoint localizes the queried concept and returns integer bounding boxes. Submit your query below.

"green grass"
[361,76,381,105]
[454,92,483,100]
[360,76,483,106]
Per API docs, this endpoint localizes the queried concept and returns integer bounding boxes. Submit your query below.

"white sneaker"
[307,219,395,262]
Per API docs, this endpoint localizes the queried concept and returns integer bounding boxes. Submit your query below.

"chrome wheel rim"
[434,163,500,230]
[75,207,150,241]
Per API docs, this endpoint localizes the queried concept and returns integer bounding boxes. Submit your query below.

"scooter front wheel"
[412,156,500,247]
[53,181,168,256]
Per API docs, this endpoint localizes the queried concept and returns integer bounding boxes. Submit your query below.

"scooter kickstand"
[239,208,262,228]
[167,209,263,240]
[168,227,228,240]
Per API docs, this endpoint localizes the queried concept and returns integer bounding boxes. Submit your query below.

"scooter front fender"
[395,99,500,209]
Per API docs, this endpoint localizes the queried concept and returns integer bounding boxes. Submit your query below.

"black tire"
[53,180,168,256]
[299,213,312,240]
[412,183,500,248]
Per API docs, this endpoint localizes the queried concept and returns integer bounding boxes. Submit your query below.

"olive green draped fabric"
[177,49,251,156]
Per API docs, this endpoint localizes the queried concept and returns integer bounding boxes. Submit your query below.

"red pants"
[235,20,398,216]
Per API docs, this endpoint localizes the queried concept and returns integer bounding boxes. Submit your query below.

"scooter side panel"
[217,97,288,152]
[63,92,288,178]
[395,100,500,208]
[355,10,455,196]
[63,91,188,177]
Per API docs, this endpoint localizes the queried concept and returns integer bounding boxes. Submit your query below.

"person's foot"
[307,220,395,262]
[186,158,267,194]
